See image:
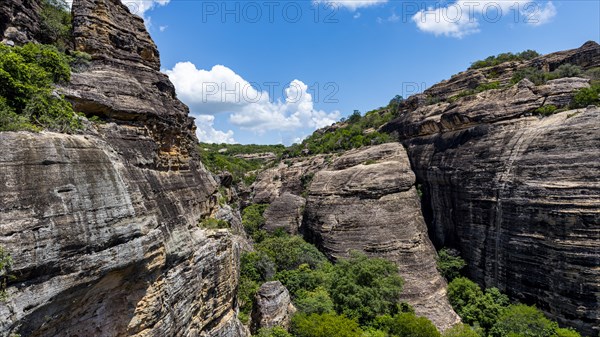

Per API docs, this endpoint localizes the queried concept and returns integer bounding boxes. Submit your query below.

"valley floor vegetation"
[239,203,582,337]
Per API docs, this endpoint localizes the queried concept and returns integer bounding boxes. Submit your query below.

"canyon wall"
[0,0,247,336]
[382,41,600,335]
[252,144,461,331]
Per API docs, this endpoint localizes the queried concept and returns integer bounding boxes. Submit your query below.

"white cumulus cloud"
[526,1,557,26]
[412,1,557,38]
[195,115,236,144]
[314,0,388,11]
[165,63,340,136]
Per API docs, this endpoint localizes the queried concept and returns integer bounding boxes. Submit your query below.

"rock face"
[250,281,296,334]
[302,143,460,331]
[263,193,306,235]
[63,0,197,172]
[0,0,247,336]
[382,42,600,335]
[0,0,42,45]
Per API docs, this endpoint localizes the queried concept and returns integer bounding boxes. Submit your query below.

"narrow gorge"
[0,0,598,336]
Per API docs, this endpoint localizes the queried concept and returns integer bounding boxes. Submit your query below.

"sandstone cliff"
[381,41,600,335]
[252,144,461,331]
[0,0,247,336]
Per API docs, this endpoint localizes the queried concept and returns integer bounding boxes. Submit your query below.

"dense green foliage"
[0,247,12,301]
[570,83,600,108]
[292,313,364,337]
[489,305,559,337]
[328,252,404,325]
[373,313,441,337]
[0,43,81,132]
[448,277,509,332]
[39,0,72,51]
[198,143,285,184]
[447,277,581,337]
[436,248,466,281]
[241,204,270,241]
[534,105,558,116]
[239,232,424,336]
[470,50,540,69]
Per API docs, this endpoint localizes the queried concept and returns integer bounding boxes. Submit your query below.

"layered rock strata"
[382,42,600,335]
[0,0,247,336]
[250,281,296,334]
[302,143,461,331]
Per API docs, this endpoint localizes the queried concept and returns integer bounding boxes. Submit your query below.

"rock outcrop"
[382,42,600,335]
[63,0,197,172]
[250,281,296,334]
[263,193,306,235]
[302,143,461,331]
[0,0,42,45]
[0,0,247,336]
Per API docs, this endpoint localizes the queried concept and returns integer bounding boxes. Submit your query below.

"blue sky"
[126,0,599,145]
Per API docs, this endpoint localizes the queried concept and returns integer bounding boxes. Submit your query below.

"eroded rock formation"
[0,0,247,336]
[250,281,296,334]
[382,41,600,335]
[251,144,461,330]
[302,143,461,331]
[263,193,306,235]
[0,0,41,45]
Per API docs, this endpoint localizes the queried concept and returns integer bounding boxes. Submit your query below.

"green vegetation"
[490,305,559,337]
[373,313,441,337]
[570,83,600,108]
[0,247,12,301]
[0,43,81,132]
[512,64,585,86]
[329,252,404,325]
[39,0,72,51]
[436,248,466,281]
[200,143,287,157]
[198,143,286,184]
[442,324,480,337]
[198,217,230,229]
[242,204,270,241]
[239,228,430,336]
[285,96,401,157]
[292,313,364,337]
[534,105,558,117]
[470,50,540,70]
[584,67,600,85]
[447,277,581,337]
[255,327,294,337]
[448,277,509,332]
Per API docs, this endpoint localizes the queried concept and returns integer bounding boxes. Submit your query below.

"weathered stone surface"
[303,143,461,331]
[0,0,42,45]
[252,154,331,204]
[263,193,306,235]
[0,0,248,336]
[250,281,296,334]
[382,42,600,335]
[0,132,246,337]
[61,0,198,172]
